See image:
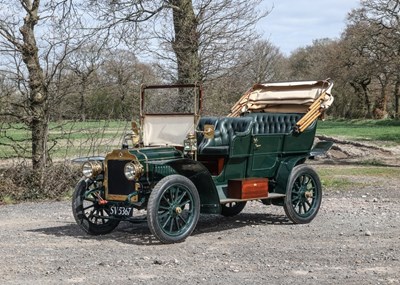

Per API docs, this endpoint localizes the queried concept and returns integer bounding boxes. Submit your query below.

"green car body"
[72,81,333,243]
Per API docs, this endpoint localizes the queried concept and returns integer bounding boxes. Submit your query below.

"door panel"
[247,135,283,177]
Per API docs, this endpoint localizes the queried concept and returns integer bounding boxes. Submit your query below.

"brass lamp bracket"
[196,124,215,139]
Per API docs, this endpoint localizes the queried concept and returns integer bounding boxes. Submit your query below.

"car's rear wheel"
[283,165,322,224]
[221,201,247,217]
[147,175,200,243]
[72,179,120,235]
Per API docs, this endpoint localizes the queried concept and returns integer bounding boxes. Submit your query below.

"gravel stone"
[1,164,400,284]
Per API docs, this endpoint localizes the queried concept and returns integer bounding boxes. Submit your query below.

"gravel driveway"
[1,165,400,285]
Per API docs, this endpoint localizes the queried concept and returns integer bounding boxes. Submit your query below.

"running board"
[220,193,286,204]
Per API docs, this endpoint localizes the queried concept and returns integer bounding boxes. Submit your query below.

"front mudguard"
[150,158,221,214]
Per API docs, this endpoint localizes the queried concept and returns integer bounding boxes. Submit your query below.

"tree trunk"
[170,0,201,112]
[19,0,49,172]
[374,76,389,119]
[171,0,201,84]
[360,82,372,118]
[79,76,87,122]
[394,74,400,118]
[350,78,372,118]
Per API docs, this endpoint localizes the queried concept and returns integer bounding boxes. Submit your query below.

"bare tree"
[94,49,157,119]
[349,0,400,117]
[232,40,285,84]
[146,0,269,83]
[0,0,95,179]
[86,0,269,113]
[66,44,105,121]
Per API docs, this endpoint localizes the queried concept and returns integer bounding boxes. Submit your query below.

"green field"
[317,165,400,190]
[317,119,400,143]
[1,118,399,159]
[0,120,131,159]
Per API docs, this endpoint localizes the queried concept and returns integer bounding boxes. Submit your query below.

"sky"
[258,0,361,55]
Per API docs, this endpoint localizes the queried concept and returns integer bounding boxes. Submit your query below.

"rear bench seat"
[244,113,303,134]
[196,113,306,156]
[197,117,253,155]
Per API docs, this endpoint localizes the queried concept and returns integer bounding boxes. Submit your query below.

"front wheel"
[283,165,322,224]
[147,175,200,243]
[72,179,120,235]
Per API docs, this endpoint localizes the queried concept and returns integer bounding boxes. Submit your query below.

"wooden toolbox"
[228,178,268,199]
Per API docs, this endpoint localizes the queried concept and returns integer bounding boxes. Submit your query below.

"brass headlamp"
[82,161,103,178]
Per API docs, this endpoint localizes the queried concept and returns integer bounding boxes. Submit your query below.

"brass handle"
[253,138,261,149]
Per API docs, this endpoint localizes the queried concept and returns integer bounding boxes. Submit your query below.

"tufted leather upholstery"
[198,117,253,155]
[244,113,303,134]
[216,117,253,145]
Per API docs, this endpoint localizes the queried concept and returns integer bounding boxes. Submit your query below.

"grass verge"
[316,165,400,191]
[317,119,400,143]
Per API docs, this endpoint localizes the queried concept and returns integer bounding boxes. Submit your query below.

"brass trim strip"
[104,149,140,201]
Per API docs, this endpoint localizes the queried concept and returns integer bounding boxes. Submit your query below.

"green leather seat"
[244,113,303,134]
[198,117,253,155]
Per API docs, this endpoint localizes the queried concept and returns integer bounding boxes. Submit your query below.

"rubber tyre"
[147,175,200,244]
[221,201,247,217]
[283,164,322,224]
[72,179,120,235]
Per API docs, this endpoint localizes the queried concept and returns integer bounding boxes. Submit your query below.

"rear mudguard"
[151,158,221,214]
[274,155,309,195]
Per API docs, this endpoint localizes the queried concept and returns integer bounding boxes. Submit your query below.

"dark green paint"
[104,113,318,210]
[129,147,183,162]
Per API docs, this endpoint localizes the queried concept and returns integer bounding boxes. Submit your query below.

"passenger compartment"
[197,117,253,156]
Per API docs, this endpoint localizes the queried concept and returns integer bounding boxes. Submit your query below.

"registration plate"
[110,206,133,217]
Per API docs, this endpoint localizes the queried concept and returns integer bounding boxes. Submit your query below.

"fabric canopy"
[229,79,334,116]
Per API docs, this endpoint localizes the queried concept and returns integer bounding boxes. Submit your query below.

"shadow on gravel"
[29,212,290,246]
[194,212,290,236]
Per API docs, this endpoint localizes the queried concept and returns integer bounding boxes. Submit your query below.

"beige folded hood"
[229,79,334,116]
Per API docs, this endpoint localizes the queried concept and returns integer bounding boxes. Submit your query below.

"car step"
[220,193,286,204]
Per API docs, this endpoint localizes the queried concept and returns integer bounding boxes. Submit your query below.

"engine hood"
[128,146,183,164]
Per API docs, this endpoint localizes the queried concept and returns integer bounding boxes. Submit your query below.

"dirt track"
[1,164,400,285]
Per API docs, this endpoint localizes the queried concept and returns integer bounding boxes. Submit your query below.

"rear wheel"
[283,165,322,224]
[147,175,200,243]
[72,179,120,235]
[221,201,247,217]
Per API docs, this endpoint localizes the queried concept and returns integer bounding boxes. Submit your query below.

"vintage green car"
[72,80,334,243]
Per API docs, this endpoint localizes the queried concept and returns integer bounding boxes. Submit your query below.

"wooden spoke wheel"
[284,165,322,224]
[147,175,200,243]
[72,179,119,235]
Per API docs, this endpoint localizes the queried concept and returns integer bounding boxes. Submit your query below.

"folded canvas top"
[229,79,334,116]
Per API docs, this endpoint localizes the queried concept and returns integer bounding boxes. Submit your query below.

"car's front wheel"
[72,179,120,235]
[147,175,200,243]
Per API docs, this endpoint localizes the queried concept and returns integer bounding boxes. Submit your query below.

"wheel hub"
[304,191,313,199]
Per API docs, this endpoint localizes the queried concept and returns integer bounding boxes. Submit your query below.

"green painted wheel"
[147,175,200,243]
[283,165,322,224]
[221,201,247,217]
[72,179,119,235]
